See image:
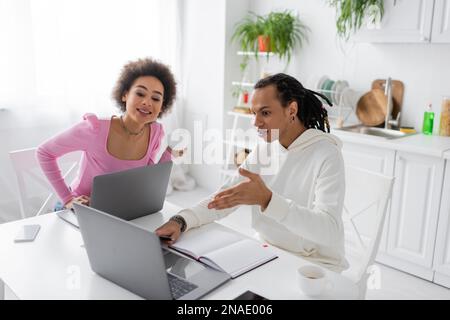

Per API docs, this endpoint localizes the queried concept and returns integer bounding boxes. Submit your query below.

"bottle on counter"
[422,103,434,135]
[439,96,450,137]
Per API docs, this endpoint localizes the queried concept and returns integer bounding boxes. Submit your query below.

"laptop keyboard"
[167,273,198,299]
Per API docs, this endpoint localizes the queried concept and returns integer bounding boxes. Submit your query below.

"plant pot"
[258,35,271,52]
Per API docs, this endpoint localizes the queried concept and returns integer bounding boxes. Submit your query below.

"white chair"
[341,165,394,299]
[9,148,81,219]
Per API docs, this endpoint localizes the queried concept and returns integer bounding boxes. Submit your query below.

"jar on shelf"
[439,96,450,137]
[243,90,249,105]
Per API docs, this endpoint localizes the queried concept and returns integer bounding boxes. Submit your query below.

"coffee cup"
[297,264,333,297]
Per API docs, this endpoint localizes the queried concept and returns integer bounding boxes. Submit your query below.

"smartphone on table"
[234,290,268,300]
[14,224,41,243]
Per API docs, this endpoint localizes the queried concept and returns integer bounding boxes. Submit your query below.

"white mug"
[297,264,333,297]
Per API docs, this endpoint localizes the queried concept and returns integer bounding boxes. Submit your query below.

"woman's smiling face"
[122,76,164,124]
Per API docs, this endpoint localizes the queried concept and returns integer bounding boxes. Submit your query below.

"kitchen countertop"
[444,150,450,160]
[331,127,450,158]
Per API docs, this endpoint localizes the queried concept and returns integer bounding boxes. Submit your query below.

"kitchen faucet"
[383,77,402,130]
[384,77,392,129]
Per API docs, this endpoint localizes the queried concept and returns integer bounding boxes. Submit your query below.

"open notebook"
[169,223,278,278]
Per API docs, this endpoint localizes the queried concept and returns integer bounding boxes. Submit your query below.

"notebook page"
[171,228,242,259]
[200,239,277,278]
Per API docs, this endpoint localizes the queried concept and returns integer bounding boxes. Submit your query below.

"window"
[0,0,180,114]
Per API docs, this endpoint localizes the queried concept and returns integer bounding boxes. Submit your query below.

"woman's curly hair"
[112,58,176,117]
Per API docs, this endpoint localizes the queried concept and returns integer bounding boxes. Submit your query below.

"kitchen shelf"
[221,50,273,183]
[237,51,274,56]
[227,111,254,119]
[231,81,255,87]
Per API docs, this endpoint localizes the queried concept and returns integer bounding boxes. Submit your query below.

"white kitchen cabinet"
[341,142,395,255]
[337,134,450,283]
[385,151,444,280]
[353,0,438,43]
[433,159,450,288]
[342,142,395,175]
[354,0,434,43]
[431,0,450,43]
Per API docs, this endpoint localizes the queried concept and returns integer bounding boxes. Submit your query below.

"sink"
[335,124,415,139]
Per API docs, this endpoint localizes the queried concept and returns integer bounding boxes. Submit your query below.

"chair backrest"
[9,147,81,219]
[342,165,394,299]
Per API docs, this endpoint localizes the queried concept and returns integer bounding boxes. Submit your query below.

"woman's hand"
[207,168,272,211]
[64,195,90,209]
[167,146,187,158]
[155,220,182,245]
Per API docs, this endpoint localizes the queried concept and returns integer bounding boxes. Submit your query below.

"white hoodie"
[178,129,349,272]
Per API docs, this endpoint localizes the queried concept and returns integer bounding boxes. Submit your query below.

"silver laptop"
[91,161,173,219]
[73,203,230,300]
[57,161,173,228]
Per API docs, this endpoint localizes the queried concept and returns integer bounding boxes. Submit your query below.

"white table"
[0,201,357,300]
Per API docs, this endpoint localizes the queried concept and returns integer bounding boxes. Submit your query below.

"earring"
[291,116,295,123]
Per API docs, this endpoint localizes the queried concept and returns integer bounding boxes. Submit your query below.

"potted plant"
[264,11,309,63]
[232,10,309,60]
[231,10,309,96]
[328,0,384,40]
[231,12,267,55]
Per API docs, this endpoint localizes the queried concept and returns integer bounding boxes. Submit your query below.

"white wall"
[180,0,227,191]
[180,0,254,192]
[248,0,450,131]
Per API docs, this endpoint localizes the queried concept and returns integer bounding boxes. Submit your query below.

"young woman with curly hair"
[37,58,177,209]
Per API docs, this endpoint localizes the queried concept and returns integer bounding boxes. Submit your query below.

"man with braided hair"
[157,73,348,272]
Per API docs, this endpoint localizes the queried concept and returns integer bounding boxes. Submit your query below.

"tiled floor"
[167,187,450,300]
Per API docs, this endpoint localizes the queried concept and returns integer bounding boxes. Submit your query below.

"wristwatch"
[169,215,187,233]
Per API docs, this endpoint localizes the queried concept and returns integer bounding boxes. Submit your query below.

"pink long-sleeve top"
[36,113,172,205]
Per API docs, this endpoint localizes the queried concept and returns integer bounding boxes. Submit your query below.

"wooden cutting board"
[371,79,404,120]
[356,89,388,126]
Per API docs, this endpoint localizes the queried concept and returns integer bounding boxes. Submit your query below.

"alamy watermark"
[167,121,282,175]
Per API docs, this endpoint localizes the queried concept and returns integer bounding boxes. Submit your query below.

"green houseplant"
[264,11,309,62]
[231,10,309,97]
[231,12,267,57]
[328,0,384,40]
[231,10,309,63]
